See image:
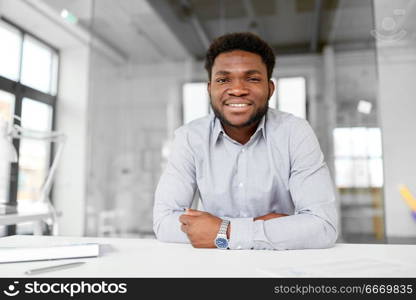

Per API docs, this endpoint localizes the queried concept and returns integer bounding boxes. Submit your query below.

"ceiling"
[39,0,415,63]
[148,0,376,58]
[40,0,189,63]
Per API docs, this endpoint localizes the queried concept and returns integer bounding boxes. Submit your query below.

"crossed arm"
[153,123,338,250]
[179,209,287,248]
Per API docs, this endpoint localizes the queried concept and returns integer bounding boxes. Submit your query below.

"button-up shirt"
[153,109,338,250]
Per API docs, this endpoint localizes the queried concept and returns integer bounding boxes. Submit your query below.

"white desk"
[1,235,416,277]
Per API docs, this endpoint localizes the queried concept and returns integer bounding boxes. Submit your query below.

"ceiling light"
[60,9,78,24]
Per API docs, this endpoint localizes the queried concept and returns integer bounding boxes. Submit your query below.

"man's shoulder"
[266,109,310,134]
[174,114,213,139]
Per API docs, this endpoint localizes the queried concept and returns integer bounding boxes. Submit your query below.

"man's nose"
[227,80,249,96]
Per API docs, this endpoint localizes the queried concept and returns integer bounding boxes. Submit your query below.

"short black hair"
[205,32,276,80]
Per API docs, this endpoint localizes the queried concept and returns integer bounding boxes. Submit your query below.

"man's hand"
[254,213,288,221]
[179,209,222,248]
[179,209,287,248]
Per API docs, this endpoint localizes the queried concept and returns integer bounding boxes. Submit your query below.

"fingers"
[181,223,188,233]
[179,214,190,225]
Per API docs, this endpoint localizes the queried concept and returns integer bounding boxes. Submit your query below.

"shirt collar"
[212,113,267,145]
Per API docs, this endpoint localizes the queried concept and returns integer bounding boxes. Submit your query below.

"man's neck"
[222,121,260,145]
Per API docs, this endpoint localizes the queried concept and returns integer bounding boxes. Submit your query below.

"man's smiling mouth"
[225,103,251,107]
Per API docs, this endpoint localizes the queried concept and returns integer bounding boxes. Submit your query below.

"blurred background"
[0,0,415,244]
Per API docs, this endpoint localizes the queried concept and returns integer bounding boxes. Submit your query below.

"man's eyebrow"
[214,70,230,76]
[214,70,263,76]
[245,70,262,75]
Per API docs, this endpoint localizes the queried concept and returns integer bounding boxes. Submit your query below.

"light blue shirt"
[153,109,338,250]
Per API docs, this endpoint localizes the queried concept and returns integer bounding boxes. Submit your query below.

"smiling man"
[153,32,338,250]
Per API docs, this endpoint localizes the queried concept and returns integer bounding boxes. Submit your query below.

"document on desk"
[257,258,416,277]
[0,243,100,263]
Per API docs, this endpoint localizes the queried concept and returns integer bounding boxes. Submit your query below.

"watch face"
[215,237,228,249]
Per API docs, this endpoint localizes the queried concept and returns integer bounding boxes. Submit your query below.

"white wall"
[377,45,416,239]
[374,0,416,239]
[55,46,89,236]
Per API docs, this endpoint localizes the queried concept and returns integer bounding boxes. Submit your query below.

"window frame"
[0,17,59,235]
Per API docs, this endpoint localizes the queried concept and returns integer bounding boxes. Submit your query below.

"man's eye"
[248,77,261,82]
[216,78,229,83]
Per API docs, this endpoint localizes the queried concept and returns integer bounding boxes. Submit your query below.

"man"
[153,32,337,250]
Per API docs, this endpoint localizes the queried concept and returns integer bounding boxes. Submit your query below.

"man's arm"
[178,119,338,250]
[228,119,338,250]
[179,209,288,248]
[153,127,196,243]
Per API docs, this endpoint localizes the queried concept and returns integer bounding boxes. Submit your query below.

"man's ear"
[268,79,275,98]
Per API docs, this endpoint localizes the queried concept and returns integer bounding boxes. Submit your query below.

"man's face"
[208,50,274,128]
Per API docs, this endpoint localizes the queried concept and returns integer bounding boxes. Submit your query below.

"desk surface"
[1,235,416,277]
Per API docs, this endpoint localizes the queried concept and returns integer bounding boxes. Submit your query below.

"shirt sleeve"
[153,127,196,243]
[228,119,338,250]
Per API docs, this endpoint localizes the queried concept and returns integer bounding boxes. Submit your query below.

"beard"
[210,97,269,129]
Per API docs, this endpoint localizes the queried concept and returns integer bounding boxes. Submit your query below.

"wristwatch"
[214,219,230,249]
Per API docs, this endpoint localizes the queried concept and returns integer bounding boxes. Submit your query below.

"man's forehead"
[212,50,266,73]
[214,51,262,63]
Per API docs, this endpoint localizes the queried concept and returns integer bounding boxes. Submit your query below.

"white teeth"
[227,103,249,107]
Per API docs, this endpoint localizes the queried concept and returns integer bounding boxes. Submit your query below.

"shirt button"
[237,245,242,249]
[241,148,245,153]
[238,182,244,188]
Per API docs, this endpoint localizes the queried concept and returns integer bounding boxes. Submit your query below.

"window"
[183,82,209,124]
[0,21,21,81]
[333,127,385,242]
[333,127,383,188]
[21,36,58,95]
[276,77,307,119]
[18,99,53,203]
[0,19,59,235]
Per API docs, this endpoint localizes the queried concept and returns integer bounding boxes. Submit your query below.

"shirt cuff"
[228,218,254,250]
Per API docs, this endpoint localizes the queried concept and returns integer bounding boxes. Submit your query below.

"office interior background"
[0,0,415,244]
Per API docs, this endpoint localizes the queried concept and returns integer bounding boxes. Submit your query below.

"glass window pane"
[369,158,384,187]
[17,98,52,203]
[333,128,353,157]
[277,77,306,119]
[351,159,371,188]
[183,83,209,124]
[21,98,52,131]
[21,36,54,94]
[0,21,22,81]
[0,90,15,204]
[335,158,372,188]
[0,90,15,123]
[334,127,384,188]
[367,128,383,157]
[350,127,369,157]
[335,158,354,188]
